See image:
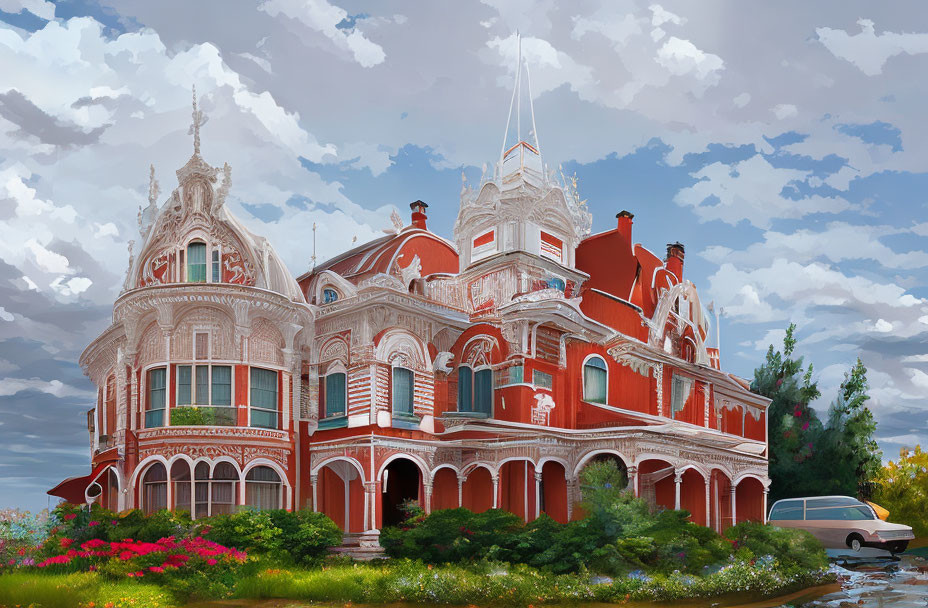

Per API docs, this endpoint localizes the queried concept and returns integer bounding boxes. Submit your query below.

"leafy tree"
[872,446,928,535]
[815,358,881,496]
[751,324,824,502]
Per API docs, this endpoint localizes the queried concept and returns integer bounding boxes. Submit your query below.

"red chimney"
[410,200,428,230]
[666,242,685,281]
[616,210,634,243]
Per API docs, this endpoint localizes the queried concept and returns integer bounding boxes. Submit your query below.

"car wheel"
[846,534,864,552]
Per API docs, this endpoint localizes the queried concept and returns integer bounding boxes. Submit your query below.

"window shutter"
[457,367,473,412]
[474,369,493,415]
[392,368,414,415]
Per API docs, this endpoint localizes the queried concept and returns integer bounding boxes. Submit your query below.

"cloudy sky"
[1,0,926,512]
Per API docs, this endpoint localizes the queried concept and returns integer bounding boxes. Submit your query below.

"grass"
[0,572,173,608]
[0,559,833,608]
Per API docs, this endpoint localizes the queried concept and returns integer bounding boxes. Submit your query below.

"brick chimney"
[410,200,428,230]
[666,242,685,281]
[616,210,634,243]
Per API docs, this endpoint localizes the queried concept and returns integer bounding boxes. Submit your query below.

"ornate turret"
[123,87,303,302]
[453,35,591,273]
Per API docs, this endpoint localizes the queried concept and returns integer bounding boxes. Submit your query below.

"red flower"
[88,521,100,527]
[63,513,77,521]
[17,548,25,556]
[60,538,74,548]
[207,558,218,565]
[118,551,134,561]
[149,566,164,573]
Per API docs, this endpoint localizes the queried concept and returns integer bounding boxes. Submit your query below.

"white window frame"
[322,360,348,419]
[581,354,609,405]
[248,366,280,429]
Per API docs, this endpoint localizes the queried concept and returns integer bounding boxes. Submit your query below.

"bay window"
[174,364,235,426]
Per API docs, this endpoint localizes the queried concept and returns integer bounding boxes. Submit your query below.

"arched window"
[322,288,338,304]
[474,368,493,415]
[187,241,207,283]
[195,461,239,518]
[457,366,472,412]
[392,367,414,417]
[324,372,346,418]
[141,463,167,514]
[245,466,282,510]
[583,356,607,404]
[171,461,192,514]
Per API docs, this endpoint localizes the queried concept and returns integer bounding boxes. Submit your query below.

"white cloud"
[0,306,14,322]
[908,368,928,390]
[771,103,798,119]
[816,19,928,76]
[50,276,93,297]
[872,318,894,333]
[733,92,750,108]
[259,0,386,67]
[25,240,71,274]
[93,223,119,239]
[655,36,724,86]
[675,154,851,228]
[649,4,684,27]
[700,222,928,270]
[0,377,93,399]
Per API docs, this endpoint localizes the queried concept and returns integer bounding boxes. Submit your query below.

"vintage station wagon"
[768,496,914,554]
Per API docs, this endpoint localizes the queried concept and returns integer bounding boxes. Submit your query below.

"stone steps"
[328,532,386,561]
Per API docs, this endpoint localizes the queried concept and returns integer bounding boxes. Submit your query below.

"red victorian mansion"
[51,82,771,543]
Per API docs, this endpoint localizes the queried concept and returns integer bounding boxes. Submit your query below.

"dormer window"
[322,288,338,304]
[187,241,207,283]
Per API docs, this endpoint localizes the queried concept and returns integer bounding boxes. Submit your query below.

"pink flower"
[88,521,100,527]
[149,566,164,573]
[63,514,77,521]
[802,421,810,431]
[110,520,118,526]
[118,551,134,561]
[60,538,74,548]
[135,571,144,577]
[207,558,218,566]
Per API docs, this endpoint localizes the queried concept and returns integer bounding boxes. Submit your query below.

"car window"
[769,500,804,520]
[805,506,875,521]
[804,496,864,508]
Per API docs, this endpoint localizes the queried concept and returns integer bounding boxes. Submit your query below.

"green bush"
[725,521,829,571]
[201,508,341,563]
[381,507,524,563]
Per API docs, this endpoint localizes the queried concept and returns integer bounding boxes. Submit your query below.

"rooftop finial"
[189,85,205,156]
[497,32,545,185]
[147,163,160,206]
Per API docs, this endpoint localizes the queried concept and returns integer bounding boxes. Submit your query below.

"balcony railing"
[169,406,237,427]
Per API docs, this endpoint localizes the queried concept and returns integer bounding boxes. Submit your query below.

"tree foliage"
[872,445,928,536]
[752,325,881,503]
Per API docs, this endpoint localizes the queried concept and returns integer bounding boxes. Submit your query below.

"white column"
[566,477,578,520]
[523,462,529,522]
[627,466,638,497]
[762,487,769,524]
[343,477,350,533]
[492,474,499,508]
[457,475,465,507]
[424,481,433,514]
[730,485,737,527]
[674,471,682,510]
[534,470,542,519]
[310,474,318,512]
[705,477,711,527]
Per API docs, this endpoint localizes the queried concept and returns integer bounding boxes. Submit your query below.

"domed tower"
[74,90,311,515]
[453,38,592,312]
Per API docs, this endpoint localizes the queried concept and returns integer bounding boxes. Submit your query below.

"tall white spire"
[497,33,545,186]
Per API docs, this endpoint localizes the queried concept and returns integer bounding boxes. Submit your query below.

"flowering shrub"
[0,508,49,569]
